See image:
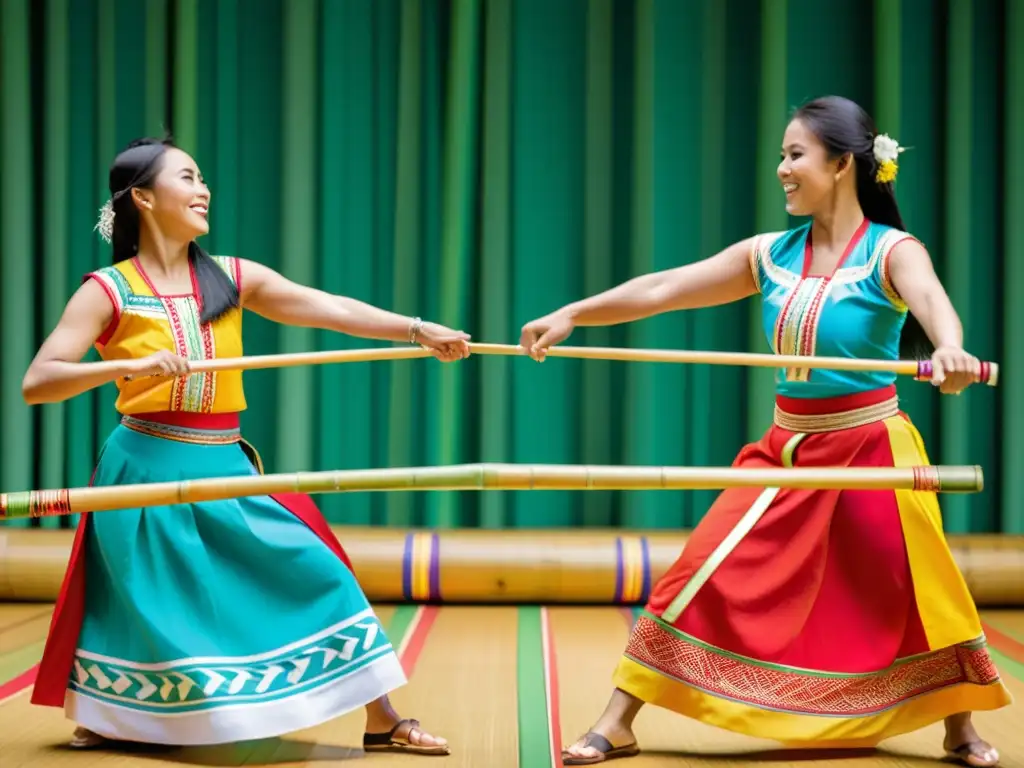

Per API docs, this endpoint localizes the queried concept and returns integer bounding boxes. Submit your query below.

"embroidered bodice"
[749,219,914,399]
[86,256,246,415]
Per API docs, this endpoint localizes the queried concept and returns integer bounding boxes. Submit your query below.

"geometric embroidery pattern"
[162,294,217,413]
[71,609,393,713]
[624,615,1001,717]
[772,276,830,383]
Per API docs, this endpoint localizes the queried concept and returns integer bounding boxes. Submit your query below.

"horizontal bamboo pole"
[124,343,436,375]
[0,463,984,521]
[471,343,1000,386]
[119,346,436,410]
[2,527,1022,606]
[118,342,1001,411]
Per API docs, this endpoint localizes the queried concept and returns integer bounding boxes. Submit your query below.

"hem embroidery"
[623,614,1000,717]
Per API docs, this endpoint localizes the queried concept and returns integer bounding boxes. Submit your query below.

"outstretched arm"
[238,259,470,358]
[22,279,190,404]
[887,238,980,391]
[558,237,758,323]
[519,237,757,357]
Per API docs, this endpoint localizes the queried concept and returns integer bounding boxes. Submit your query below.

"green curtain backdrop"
[1,0,1020,534]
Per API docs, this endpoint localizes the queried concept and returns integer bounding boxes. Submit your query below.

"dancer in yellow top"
[25,137,467,755]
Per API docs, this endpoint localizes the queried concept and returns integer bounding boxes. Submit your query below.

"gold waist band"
[120,416,241,445]
[773,396,900,433]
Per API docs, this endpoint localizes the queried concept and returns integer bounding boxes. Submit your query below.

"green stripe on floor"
[985,616,1024,645]
[517,606,552,768]
[991,647,1024,684]
[0,639,43,686]
[386,605,421,647]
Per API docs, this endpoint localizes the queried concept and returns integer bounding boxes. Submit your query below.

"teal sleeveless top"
[749,218,915,399]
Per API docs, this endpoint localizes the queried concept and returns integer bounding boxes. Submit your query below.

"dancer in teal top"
[520,96,1006,767]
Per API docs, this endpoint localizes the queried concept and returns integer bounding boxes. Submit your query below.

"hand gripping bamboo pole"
[0,463,984,521]
[117,342,1001,412]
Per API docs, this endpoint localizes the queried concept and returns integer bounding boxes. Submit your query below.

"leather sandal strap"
[581,732,614,754]
[364,718,420,747]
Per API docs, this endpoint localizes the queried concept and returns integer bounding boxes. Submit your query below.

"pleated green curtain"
[1,0,1020,534]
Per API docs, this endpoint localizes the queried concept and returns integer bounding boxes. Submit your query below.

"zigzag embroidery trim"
[70,614,392,710]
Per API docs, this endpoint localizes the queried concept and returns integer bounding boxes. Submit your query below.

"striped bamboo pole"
[118,342,1001,411]
[0,462,984,521]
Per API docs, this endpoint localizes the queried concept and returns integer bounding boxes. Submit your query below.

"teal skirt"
[65,416,406,745]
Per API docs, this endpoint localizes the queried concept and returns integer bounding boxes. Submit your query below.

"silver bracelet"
[408,317,423,344]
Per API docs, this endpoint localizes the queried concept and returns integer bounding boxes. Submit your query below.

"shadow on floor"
[43,738,366,765]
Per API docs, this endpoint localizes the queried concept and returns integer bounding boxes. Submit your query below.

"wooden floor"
[1,603,1023,767]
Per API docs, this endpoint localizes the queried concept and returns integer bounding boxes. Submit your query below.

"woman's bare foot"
[562,688,644,765]
[562,723,639,765]
[943,713,999,766]
[363,695,449,755]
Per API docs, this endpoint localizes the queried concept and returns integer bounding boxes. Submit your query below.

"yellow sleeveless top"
[87,256,247,415]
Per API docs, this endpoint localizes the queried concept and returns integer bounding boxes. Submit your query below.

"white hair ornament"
[872,133,904,184]
[94,198,116,244]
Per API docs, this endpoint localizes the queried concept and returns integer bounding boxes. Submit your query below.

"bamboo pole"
[119,346,435,410]
[0,462,984,520]
[470,344,999,385]
[117,342,1001,412]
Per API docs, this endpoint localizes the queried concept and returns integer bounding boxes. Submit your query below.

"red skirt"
[613,386,1012,747]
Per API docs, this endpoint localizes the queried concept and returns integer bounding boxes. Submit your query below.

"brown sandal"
[944,740,1000,767]
[363,718,450,756]
[562,732,640,765]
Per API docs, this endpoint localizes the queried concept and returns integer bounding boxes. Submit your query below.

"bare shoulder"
[234,258,280,278]
[234,257,276,300]
[887,234,935,272]
[71,274,117,321]
[730,235,759,252]
[234,257,271,275]
[711,236,759,266]
[33,275,117,356]
[208,256,271,303]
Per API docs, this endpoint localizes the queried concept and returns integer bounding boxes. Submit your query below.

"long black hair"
[106,137,238,324]
[792,96,932,360]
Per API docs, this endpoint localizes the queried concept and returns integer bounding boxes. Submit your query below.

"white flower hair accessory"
[872,133,903,184]
[94,198,116,244]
